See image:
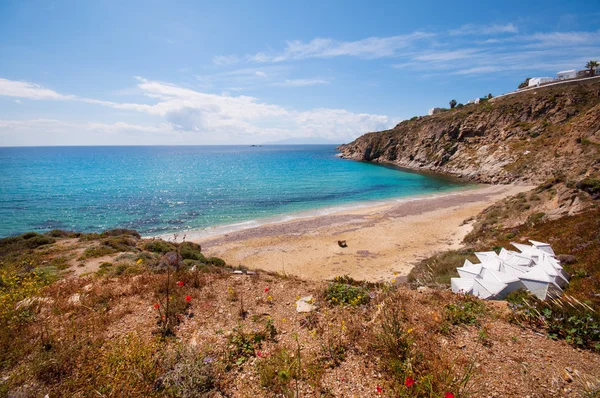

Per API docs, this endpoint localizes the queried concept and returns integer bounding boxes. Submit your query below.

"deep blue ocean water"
[0,145,469,238]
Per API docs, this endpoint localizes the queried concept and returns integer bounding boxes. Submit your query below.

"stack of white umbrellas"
[451,241,569,300]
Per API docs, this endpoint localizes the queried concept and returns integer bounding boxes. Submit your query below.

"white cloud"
[449,23,518,36]
[212,55,239,65]
[209,25,597,81]
[391,28,600,76]
[412,48,483,62]
[0,78,74,100]
[0,77,390,143]
[273,79,329,87]
[522,30,600,47]
[241,32,435,63]
[294,109,388,139]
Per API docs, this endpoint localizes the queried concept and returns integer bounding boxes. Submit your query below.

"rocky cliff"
[338,79,600,185]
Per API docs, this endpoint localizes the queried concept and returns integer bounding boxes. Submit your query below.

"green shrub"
[324,282,370,306]
[45,230,79,238]
[505,289,531,305]
[206,257,226,267]
[255,347,298,394]
[374,304,412,377]
[179,242,205,261]
[527,212,545,224]
[160,345,216,395]
[78,245,118,260]
[101,229,141,239]
[79,232,101,241]
[509,295,599,351]
[144,240,176,254]
[227,327,266,366]
[96,262,142,277]
[444,295,487,326]
[50,256,70,270]
[0,233,56,257]
[101,236,138,252]
[577,178,600,197]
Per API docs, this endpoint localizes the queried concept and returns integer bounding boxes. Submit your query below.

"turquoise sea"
[0,145,469,238]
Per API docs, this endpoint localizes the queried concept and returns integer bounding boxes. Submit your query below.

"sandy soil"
[192,184,532,282]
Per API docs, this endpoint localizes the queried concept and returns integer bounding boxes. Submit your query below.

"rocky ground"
[0,230,599,397]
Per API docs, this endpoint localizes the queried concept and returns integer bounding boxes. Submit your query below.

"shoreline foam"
[152,184,483,241]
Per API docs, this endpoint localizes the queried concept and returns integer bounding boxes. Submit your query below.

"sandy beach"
[191,184,532,282]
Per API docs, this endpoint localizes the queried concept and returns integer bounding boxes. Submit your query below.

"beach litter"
[451,240,569,300]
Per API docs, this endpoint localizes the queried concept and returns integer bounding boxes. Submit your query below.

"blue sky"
[0,0,599,146]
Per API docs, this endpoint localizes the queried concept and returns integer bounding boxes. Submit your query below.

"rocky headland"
[338,79,600,185]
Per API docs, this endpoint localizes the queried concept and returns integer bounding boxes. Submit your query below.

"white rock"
[295,295,316,313]
[68,293,81,305]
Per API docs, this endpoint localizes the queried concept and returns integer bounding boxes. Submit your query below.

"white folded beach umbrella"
[472,278,507,299]
[451,278,474,294]
[457,260,483,279]
[474,251,502,271]
[480,267,524,298]
[518,265,558,300]
[499,248,534,267]
[500,262,530,277]
[529,240,556,257]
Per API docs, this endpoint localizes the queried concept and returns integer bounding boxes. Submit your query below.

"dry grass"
[2,232,600,397]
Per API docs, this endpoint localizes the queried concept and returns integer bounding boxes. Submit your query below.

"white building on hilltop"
[528,77,554,87]
[556,70,577,80]
[451,241,569,300]
[428,107,443,116]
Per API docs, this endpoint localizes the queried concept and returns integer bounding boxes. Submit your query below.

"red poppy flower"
[264,287,269,293]
[376,385,383,393]
[405,376,415,387]
[185,295,192,302]
[444,393,455,398]
[177,281,184,287]
[153,303,160,309]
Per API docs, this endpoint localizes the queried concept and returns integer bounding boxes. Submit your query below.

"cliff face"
[338,79,600,184]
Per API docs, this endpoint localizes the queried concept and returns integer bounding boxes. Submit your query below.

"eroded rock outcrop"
[338,79,600,185]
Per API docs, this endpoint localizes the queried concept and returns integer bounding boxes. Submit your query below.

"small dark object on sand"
[338,240,347,248]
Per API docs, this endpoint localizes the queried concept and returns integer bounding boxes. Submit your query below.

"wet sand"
[191,185,532,282]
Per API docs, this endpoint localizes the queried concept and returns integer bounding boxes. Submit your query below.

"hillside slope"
[338,79,600,185]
